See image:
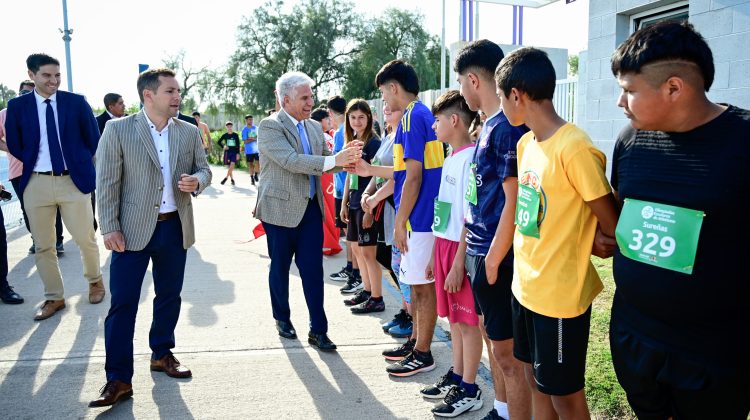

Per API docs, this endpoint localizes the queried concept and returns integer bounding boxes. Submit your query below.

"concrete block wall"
[580,0,750,174]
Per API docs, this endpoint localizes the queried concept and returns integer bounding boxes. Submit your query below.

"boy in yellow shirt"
[495,47,619,419]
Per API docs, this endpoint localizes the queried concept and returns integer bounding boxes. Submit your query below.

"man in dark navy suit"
[95,93,126,134]
[5,53,105,321]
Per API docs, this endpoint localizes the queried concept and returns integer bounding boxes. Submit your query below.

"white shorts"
[399,231,436,285]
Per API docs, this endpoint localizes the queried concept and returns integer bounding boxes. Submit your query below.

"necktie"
[44,99,66,174]
[296,122,316,199]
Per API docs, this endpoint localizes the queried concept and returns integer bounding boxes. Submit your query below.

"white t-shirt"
[433,144,475,242]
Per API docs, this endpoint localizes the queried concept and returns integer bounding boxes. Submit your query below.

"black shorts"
[334,198,346,229]
[224,150,239,164]
[512,295,591,396]
[610,316,750,420]
[345,208,379,246]
[464,254,513,341]
[246,153,259,163]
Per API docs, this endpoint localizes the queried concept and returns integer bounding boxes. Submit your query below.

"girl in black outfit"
[217,121,240,185]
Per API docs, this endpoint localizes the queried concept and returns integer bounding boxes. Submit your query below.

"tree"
[163,49,207,113]
[568,54,579,78]
[208,0,359,113]
[0,84,16,110]
[342,9,444,100]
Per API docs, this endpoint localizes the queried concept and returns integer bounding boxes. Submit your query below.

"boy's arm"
[589,193,620,258]
[352,158,394,179]
[394,159,422,253]
[485,178,518,285]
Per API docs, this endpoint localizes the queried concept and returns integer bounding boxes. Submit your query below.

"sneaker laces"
[98,380,119,395]
[435,367,455,387]
[443,386,463,405]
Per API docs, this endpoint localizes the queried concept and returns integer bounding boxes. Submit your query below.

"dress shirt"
[33,90,67,172]
[282,109,335,172]
[144,112,177,213]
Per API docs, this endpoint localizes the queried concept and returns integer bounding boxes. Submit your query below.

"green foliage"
[0,83,17,110]
[568,54,579,77]
[125,103,141,115]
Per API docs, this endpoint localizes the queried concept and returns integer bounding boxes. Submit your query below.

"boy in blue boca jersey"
[354,60,444,376]
[606,22,750,420]
[456,39,531,420]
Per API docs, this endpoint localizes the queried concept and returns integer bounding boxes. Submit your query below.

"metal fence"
[1,154,24,230]
[367,78,578,129]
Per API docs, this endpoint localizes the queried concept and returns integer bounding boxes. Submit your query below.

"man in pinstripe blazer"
[256,72,362,352]
[89,68,212,408]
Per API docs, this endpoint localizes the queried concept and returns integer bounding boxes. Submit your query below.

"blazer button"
[154,205,159,209]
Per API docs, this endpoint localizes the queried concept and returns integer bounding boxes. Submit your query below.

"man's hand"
[178,174,199,193]
[394,224,408,254]
[592,226,617,258]
[103,231,126,252]
[335,140,363,167]
[363,212,374,229]
[444,265,463,293]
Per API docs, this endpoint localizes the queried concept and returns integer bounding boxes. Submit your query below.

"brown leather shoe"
[150,353,192,378]
[88,380,133,407]
[89,280,106,304]
[33,300,66,321]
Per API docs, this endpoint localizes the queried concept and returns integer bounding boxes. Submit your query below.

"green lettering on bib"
[516,183,540,238]
[615,199,705,274]
[465,163,478,205]
[433,199,452,233]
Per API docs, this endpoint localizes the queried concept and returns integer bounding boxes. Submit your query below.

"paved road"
[0,166,494,419]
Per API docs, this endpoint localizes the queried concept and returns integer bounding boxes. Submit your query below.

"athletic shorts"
[391,246,411,304]
[512,295,591,396]
[345,208,379,246]
[399,231,435,285]
[434,237,478,326]
[246,153,259,163]
[334,198,346,229]
[464,253,513,341]
[610,316,750,420]
[224,150,239,164]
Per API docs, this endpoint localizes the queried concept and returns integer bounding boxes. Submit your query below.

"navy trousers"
[263,199,328,334]
[0,206,7,289]
[104,217,187,383]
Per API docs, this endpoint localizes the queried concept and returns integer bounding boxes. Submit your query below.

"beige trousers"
[24,174,102,300]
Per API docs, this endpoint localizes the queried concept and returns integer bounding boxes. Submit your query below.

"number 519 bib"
[615,199,705,274]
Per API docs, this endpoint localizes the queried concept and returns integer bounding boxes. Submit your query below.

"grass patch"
[587,257,635,419]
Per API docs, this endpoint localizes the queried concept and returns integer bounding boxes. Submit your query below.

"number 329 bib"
[615,199,705,274]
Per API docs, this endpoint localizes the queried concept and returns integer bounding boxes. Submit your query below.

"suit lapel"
[168,118,180,179]
[304,121,321,155]
[56,92,67,139]
[27,94,42,151]
[278,111,303,153]
[135,111,161,169]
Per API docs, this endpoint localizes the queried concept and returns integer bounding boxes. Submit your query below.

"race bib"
[465,163,478,205]
[616,199,704,274]
[227,138,237,147]
[433,199,451,233]
[516,183,540,238]
[349,174,359,190]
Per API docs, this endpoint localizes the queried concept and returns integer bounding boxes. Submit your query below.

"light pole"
[441,0,446,89]
[60,0,74,92]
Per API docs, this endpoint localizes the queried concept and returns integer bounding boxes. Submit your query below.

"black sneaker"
[432,386,483,417]
[254,174,259,182]
[251,178,256,186]
[479,408,505,420]
[351,297,385,314]
[231,178,235,186]
[382,338,415,361]
[329,267,351,282]
[339,276,363,294]
[386,349,435,377]
[344,289,370,306]
[420,367,460,399]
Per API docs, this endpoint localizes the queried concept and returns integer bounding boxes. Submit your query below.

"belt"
[34,170,70,176]
[157,211,178,221]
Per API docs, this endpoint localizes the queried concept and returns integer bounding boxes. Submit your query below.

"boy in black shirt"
[218,121,240,185]
[607,21,750,420]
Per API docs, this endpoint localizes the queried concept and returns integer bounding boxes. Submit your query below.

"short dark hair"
[611,21,714,91]
[244,114,253,120]
[310,108,329,122]
[454,40,505,80]
[136,68,176,103]
[26,53,60,73]
[19,80,34,91]
[432,90,478,128]
[375,60,420,95]
[495,47,556,101]
[103,93,122,109]
[327,95,347,114]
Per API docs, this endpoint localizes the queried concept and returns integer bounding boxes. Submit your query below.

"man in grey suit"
[89,68,212,407]
[256,71,361,352]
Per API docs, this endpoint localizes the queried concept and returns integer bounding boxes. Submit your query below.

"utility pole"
[60,0,74,92]
[441,0,446,90]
